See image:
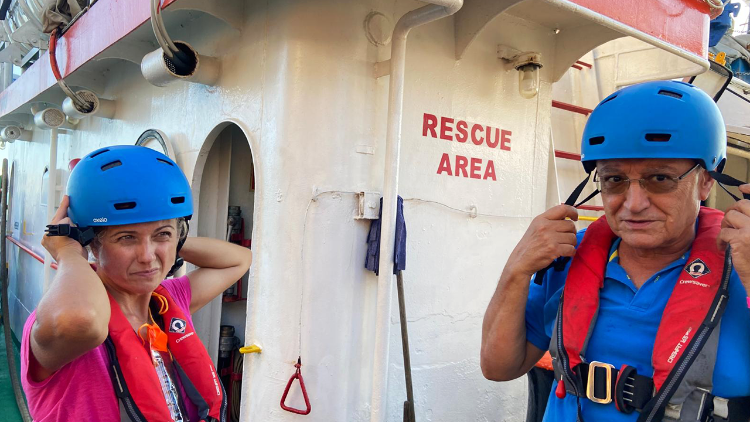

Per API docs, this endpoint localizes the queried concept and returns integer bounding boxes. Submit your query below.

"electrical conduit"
[371,1,463,421]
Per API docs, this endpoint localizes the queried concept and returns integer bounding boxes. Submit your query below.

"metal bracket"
[9,20,48,50]
[356,192,381,220]
[0,43,26,66]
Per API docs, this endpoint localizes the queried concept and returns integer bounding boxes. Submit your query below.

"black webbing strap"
[570,363,654,412]
[709,171,750,201]
[167,217,191,277]
[533,173,599,285]
[45,224,96,246]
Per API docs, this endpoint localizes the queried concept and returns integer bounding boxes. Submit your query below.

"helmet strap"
[708,171,750,201]
[532,172,599,285]
[45,224,96,247]
[167,217,191,278]
[565,171,600,208]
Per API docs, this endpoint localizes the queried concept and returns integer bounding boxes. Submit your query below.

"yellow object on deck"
[239,345,262,354]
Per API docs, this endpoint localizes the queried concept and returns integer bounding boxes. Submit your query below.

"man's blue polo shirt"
[525,229,750,422]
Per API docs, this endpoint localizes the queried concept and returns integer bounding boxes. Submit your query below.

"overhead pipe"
[62,89,116,120]
[371,1,463,421]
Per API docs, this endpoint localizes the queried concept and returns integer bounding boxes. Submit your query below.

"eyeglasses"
[594,163,701,195]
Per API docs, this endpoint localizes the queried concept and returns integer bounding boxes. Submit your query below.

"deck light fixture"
[498,45,543,99]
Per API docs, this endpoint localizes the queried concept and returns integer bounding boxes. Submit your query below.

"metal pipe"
[371,2,462,421]
[551,100,592,116]
[727,145,750,161]
[43,128,57,292]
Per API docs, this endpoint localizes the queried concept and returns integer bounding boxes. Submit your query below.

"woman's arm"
[30,196,111,381]
[181,237,253,313]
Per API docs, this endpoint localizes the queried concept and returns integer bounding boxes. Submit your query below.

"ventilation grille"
[42,109,65,127]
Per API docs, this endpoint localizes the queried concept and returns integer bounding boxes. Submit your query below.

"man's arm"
[481,205,578,381]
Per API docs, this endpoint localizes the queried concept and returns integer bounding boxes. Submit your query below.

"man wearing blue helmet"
[19,146,252,421]
[481,81,750,422]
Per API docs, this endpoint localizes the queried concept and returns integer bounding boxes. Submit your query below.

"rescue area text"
[423,113,511,181]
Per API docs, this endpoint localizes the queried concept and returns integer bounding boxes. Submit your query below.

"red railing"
[551,100,593,116]
[554,150,581,161]
[6,236,58,270]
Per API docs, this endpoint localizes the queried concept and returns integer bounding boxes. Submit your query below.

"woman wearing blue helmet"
[20,145,252,422]
[482,81,750,421]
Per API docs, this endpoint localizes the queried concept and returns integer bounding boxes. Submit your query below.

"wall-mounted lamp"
[0,125,32,143]
[498,45,543,99]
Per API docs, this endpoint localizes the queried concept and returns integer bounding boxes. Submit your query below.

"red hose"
[49,29,63,82]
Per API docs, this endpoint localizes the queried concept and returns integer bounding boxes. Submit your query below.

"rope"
[704,0,726,19]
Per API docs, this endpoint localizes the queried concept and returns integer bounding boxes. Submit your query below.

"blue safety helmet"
[580,80,726,173]
[67,145,193,228]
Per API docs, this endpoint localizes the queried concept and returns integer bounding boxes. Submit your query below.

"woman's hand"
[41,196,88,262]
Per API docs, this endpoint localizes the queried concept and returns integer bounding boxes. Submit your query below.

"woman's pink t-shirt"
[21,276,200,421]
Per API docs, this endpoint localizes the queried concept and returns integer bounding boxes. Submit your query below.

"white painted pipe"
[43,128,58,292]
[371,2,462,421]
[141,41,220,87]
[62,90,116,120]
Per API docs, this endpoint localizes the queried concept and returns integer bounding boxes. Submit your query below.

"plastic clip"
[45,224,96,246]
[280,357,311,415]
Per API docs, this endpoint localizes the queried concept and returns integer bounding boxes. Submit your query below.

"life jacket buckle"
[586,361,615,404]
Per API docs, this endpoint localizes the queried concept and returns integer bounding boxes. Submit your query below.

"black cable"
[726,88,750,105]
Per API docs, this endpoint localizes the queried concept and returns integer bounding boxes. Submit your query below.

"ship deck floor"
[0,314,25,422]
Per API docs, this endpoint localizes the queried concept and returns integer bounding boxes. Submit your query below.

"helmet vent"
[114,202,137,210]
[171,197,185,204]
[89,149,110,158]
[600,94,618,105]
[588,136,605,145]
[645,133,671,142]
[658,90,682,99]
[157,158,174,166]
[101,160,122,171]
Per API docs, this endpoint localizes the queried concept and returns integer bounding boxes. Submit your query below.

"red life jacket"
[105,284,226,422]
[549,207,730,421]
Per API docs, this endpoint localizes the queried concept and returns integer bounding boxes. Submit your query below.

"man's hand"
[719,184,750,294]
[41,195,88,262]
[507,205,579,279]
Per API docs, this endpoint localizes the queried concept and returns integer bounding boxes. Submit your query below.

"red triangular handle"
[280,358,311,415]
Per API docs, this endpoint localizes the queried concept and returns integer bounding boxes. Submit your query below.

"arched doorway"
[190,122,256,420]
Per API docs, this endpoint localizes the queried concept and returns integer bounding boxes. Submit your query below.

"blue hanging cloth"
[365,196,407,276]
[709,2,740,47]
